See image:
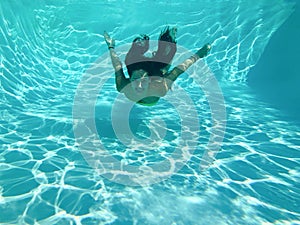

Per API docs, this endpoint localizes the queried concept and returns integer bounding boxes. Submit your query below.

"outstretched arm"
[165,43,211,83]
[104,31,129,92]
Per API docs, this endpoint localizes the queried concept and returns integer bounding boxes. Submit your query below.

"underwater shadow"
[247,2,300,124]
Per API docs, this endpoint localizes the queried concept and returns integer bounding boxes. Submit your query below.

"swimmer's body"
[104,27,211,106]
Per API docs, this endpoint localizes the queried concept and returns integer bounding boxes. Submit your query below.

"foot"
[160,26,177,43]
[169,27,177,41]
[196,43,211,58]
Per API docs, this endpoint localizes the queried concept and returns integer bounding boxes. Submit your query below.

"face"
[130,69,150,94]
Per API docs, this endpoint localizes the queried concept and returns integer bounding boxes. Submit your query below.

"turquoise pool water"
[1,0,300,224]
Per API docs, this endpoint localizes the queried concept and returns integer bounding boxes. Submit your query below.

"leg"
[153,27,177,69]
[125,35,150,76]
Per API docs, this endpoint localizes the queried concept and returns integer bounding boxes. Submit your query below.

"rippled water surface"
[1,0,299,224]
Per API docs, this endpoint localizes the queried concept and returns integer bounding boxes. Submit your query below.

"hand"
[104,31,115,49]
[196,43,211,58]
